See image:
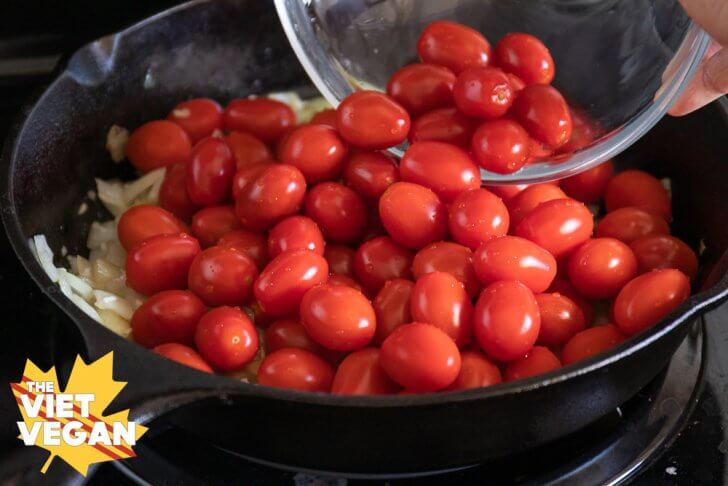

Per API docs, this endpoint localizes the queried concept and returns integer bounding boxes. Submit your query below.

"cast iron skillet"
[2,0,728,475]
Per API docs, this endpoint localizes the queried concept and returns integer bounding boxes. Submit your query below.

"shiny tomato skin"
[235,164,307,231]
[224,131,272,169]
[344,151,399,200]
[380,322,461,392]
[613,269,691,336]
[547,277,595,326]
[354,236,413,294]
[327,274,364,293]
[254,249,329,317]
[446,350,502,390]
[231,161,273,200]
[168,98,223,142]
[159,163,200,221]
[186,137,235,205]
[630,235,698,280]
[386,63,457,117]
[125,120,192,173]
[267,215,325,259]
[195,306,259,371]
[264,318,327,356]
[473,280,540,362]
[604,170,672,221]
[448,188,509,250]
[131,290,207,348]
[504,346,561,381]
[191,205,241,248]
[332,348,401,395]
[409,107,476,148]
[526,136,555,163]
[561,324,624,365]
[117,204,186,252]
[487,183,530,204]
[493,33,555,86]
[471,119,530,174]
[126,233,201,296]
[372,278,414,344]
[223,98,296,143]
[400,141,480,202]
[411,272,473,348]
[304,182,368,244]
[512,85,572,149]
[508,183,567,227]
[279,124,348,183]
[188,246,258,306]
[474,236,557,293]
[557,107,604,153]
[560,161,614,203]
[217,229,269,270]
[153,343,213,373]
[506,73,526,93]
[310,108,338,128]
[567,238,638,299]
[336,91,410,149]
[515,198,594,258]
[324,245,356,277]
[596,207,670,244]
[453,67,513,119]
[417,20,491,74]
[379,182,448,250]
[257,348,334,392]
[535,292,586,347]
[412,241,479,298]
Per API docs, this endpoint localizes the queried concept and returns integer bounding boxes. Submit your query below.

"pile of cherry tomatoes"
[118,21,696,394]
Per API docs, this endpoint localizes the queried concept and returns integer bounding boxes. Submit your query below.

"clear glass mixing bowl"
[274,0,709,183]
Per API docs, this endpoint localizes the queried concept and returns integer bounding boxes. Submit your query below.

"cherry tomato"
[310,108,338,128]
[446,350,501,390]
[386,63,456,117]
[379,182,448,249]
[630,235,698,280]
[506,73,526,93]
[453,67,513,119]
[304,182,368,244]
[560,161,614,203]
[417,20,491,74]
[188,246,258,306]
[561,324,624,365]
[604,170,672,221]
[613,269,691,336]
[324,245,356,277]
[473,236,557,293]
[504,346,561,381]
[567,238,637,299]
[344,151,399,200]
[125,120,192,173]
[254,249,329,317]
[117,205,186,252]
[195,306,259,371]
[231,161,272,200]
[279,124,348,183]
[191,205,241,248]
[131,290,206,348]
[331,348,400,395]
[186,137,235,205]
[224,131,272,169]
[153,343,213,373]
[515,198,593,258]
[373,278,414,344]
[408,107,476,148]
[159,163,200,221]
[257,348,334,392]
[361,207,387,242]
[493,33,555,86]
[473,280,540,362]
[487,183,530,204]
[380,322,461,391]
[411,272,473,347]
[535,292,586,347]
[167,98,223,142]
[526,136,555,163]
[512,85,572,149]
[412,241,479,298]
[223,98,296,143]
[354,236,413,294]
[126,233,201,296]
[267,215,325,259]
[471,119,530,174]
[327,274,364,293]
[448,188,509,250]
[508,183,567,227]
[596,207,670,244]
[235,164,307,231]
[336,91,410,149]
[557,107,604,153]
[217,229,269,270]
[264,318,327,356]
[547,277,594,326]
[400,141,480,202]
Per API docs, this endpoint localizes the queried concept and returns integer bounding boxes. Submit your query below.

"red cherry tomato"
[453,67,513,119]
[567,238,638,298]
[310,108,338,128]
[131,290,206,348]
[506,73,526,93]
[257,348,334,392]
[448,188,509,250]
[411,272,473,348]
[412,241,479,298]
[487,183,530,204]
[195,306,259,371]
[117,204,186,252]
[231,161,273,200]
[267,215,325,259]
[512,85,572,149]
[473,280,540,362]
[324,245,356,277]
[191,205,241,248]
[560,161,614,203]
[380,322,461,392]
[561,324,624,365]
[354,236,413,294]
[547,277,594,326]
[525,136,555,164]
[508,183,567,227]
[168,98,223,142]
[373,278,414,345]
[126,233,201,296]
[279,124,348,183]
[471,119,530,174]
[254,249,329,317]
[223,98,296,143]
[336,91,410,149]
[504,346,561,381]
[493,33,555,86]
[125,120,192,173]
[630,235,698,280]
[264,318,328,356]
[400,141,480,202]
[153,343,213,373]
[446,350,502,390]
[515,198,594,258]
[186,137,235,205]
[557,107,604,153]
[327,274,364,293]
[596,207,670,244]
[224,131,272,169]
[344,151,399,200]
[304,182,368,244]
[235,164,307,231]
[331,348,401,395]
[604,170,672,221]
[408,107,476,148]
[535,292,586,347]
[386,63,456,117]
[361,207,387,242]
[613,269,691,336]
[188,246,258,306]
[379,182,448,250]
[159,163,200,221]
[217,229,269,270]
[473,236,557,293]
[417,20,491,74]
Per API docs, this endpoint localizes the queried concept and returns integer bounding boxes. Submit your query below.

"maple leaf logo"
[10,352,147,476]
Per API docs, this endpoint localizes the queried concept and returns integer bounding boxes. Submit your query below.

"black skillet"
[2,0,728,475]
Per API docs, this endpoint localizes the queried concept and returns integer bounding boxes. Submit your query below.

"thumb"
[669,45,728,116]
